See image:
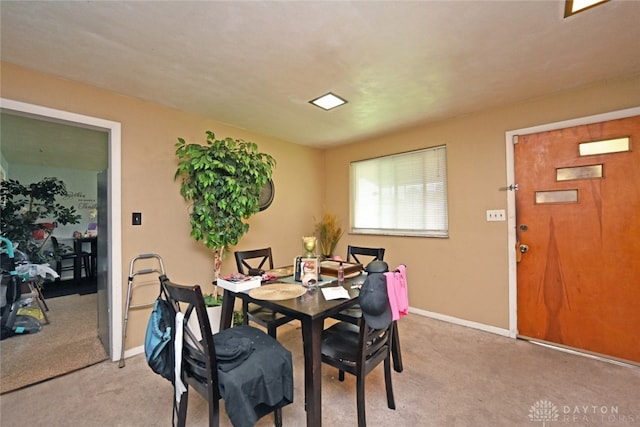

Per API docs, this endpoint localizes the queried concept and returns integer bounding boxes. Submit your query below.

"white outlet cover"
[486,209,506,222]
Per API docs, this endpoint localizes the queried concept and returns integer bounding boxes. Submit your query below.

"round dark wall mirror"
[259,179,275,211]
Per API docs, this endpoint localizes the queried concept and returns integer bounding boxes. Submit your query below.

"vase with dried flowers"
[314,211,344,258]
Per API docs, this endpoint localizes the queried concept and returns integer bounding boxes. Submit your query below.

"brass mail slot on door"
[535,189,578,204]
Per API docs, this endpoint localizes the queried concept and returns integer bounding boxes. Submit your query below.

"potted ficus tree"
[175,130,275,302]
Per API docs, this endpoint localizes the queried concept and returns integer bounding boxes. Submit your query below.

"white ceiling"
[1,0,639,151]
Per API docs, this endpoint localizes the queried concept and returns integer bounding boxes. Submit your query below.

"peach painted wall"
[2,61,639,343]
[323,74,640,328]
[1,62,325,348]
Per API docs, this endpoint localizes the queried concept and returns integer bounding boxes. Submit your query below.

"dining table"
[219,272,363,427]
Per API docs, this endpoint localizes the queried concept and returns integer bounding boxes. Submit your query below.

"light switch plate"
[132,212,142,225]
[486,209,506,222]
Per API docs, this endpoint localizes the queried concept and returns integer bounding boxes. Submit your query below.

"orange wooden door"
[515,115,640,364]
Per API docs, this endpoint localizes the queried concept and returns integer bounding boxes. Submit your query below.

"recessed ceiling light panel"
[564,0,609,17]
[309,92,347,110]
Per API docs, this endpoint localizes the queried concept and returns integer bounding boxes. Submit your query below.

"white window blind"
[351,145,448,237]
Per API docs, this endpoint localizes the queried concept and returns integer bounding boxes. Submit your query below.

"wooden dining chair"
[330,247,404,373]
[331,245,386,323]
[321,315,396,427]
[347,245,386,266]
[161,277,293,427]
[51,236,90,282]
[233,248,295,338]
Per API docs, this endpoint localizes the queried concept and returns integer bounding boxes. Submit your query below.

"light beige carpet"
[0,293,108,394]
[2,314,640,426]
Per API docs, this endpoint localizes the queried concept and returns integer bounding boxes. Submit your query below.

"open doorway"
[0,98,123,363]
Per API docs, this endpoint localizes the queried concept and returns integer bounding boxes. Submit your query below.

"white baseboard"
[409,306,512,337]
[114,344,144,362]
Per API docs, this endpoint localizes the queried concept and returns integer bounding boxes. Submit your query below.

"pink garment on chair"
[384,265,409,321]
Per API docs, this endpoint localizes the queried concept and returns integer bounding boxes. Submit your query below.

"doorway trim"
[1,97,123,361]
[505,106,640,339]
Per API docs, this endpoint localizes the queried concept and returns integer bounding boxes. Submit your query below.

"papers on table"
[321,286,350,300]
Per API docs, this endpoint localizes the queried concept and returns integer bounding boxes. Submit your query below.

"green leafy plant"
[233,310,244,327]
[175,131,276,290]
[314,211,344,258]
[0,177,81,262]
[203,293,223,307]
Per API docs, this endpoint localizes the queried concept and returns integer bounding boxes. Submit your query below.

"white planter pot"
[207,305,222,334]
[187,305,222,340]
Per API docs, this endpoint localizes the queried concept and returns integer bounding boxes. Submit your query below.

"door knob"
[519,244,529,254]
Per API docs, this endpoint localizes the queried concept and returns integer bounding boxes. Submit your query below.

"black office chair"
[234,248,295,338]
[321,310,396,426]
[161,277,293,427]
[51,236,90,282]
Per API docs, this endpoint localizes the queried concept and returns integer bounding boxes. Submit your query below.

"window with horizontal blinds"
[351,145,448,237]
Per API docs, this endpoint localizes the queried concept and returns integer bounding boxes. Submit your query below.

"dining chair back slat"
[233,248,294,338]
[234,248,273,275]
[347,245,385,267]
